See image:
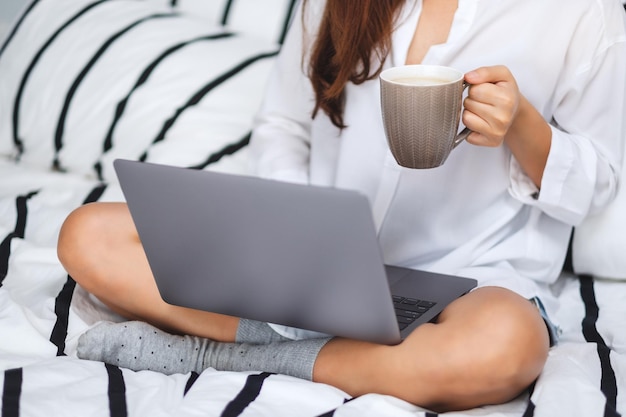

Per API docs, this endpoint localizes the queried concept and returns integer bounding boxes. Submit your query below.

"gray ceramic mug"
[380,65,471,169]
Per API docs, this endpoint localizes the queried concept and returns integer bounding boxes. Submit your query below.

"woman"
[58,0,626,411]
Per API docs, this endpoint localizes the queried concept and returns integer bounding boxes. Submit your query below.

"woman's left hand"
[462,66,521,147]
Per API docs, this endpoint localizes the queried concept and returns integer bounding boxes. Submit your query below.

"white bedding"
[1,0,625,415]
[1,156,625,417]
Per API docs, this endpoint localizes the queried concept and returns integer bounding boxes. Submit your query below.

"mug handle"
[453,127,471,148]
[453,81,472,148]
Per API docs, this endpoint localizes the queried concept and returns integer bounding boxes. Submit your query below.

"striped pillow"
[174,0,298,44]
[0,0,283,180]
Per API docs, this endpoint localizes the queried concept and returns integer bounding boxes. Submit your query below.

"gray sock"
[76,321,331,380]
[235,319,294,344]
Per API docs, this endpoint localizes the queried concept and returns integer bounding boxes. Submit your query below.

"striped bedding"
[1,1,625,416]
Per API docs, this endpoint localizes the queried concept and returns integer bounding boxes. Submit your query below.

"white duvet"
[1,157,624,417]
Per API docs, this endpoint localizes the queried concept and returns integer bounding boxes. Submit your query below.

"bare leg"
[60,203,549,411]
[57,202,239,342]
[313,286,550,411]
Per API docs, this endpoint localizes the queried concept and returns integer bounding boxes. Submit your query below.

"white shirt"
[249,0,626,339]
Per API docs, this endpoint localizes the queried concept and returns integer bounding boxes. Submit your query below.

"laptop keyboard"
[392,295,436,330]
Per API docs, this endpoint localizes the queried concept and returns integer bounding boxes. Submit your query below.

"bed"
[1,0,625,416]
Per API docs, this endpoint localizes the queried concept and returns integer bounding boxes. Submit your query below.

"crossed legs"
[57,202,549,412]
[58,202,240,342]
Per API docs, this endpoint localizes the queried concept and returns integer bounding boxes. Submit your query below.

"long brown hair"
[304,0,405,128]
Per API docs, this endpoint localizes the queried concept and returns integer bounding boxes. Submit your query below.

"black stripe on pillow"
[105,363,128,417]
[12,0,113,161]
[1,368,23,417]
[579,275,621,417]
[0,191,39,285]
[277,0,298,45]
[220,372,272,417]
[49,183,108,356]
[138,49,279,163]
[53,12,178,172]
[220,0,235,25]
[0,0,41,58]
[188,131,251,170]
[93,31,235,180]
[220,0,296,44]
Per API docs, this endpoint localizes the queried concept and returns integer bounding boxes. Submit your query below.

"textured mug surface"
[380,65,469,169]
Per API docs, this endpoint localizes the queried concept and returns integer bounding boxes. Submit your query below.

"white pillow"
[573,146,626,280]
[0,0,281,181]
[175,0,298,44]
[572,0,624,279]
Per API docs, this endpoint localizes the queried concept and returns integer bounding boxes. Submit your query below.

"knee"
[469,288,549,390]
[422,287,550,410]
[57,203,109,275]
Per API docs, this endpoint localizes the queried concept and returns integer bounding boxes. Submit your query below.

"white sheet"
[1,157,624,417]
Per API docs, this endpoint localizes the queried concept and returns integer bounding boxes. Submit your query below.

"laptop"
[114,159,477,345]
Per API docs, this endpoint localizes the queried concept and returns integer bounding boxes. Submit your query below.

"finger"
[464,65,514,85]
[463,97,513,137]
[466,130,503,148]
[466,131,496,147]
[462,110,504,147]
[463,95,495,115]
[467,82,515,109]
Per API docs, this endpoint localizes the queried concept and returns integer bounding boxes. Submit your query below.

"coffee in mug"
[380,65,471,169]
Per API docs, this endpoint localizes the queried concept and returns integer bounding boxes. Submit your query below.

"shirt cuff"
[508,126,590,225]
[509,125,574,205]
[508,157,540,202]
